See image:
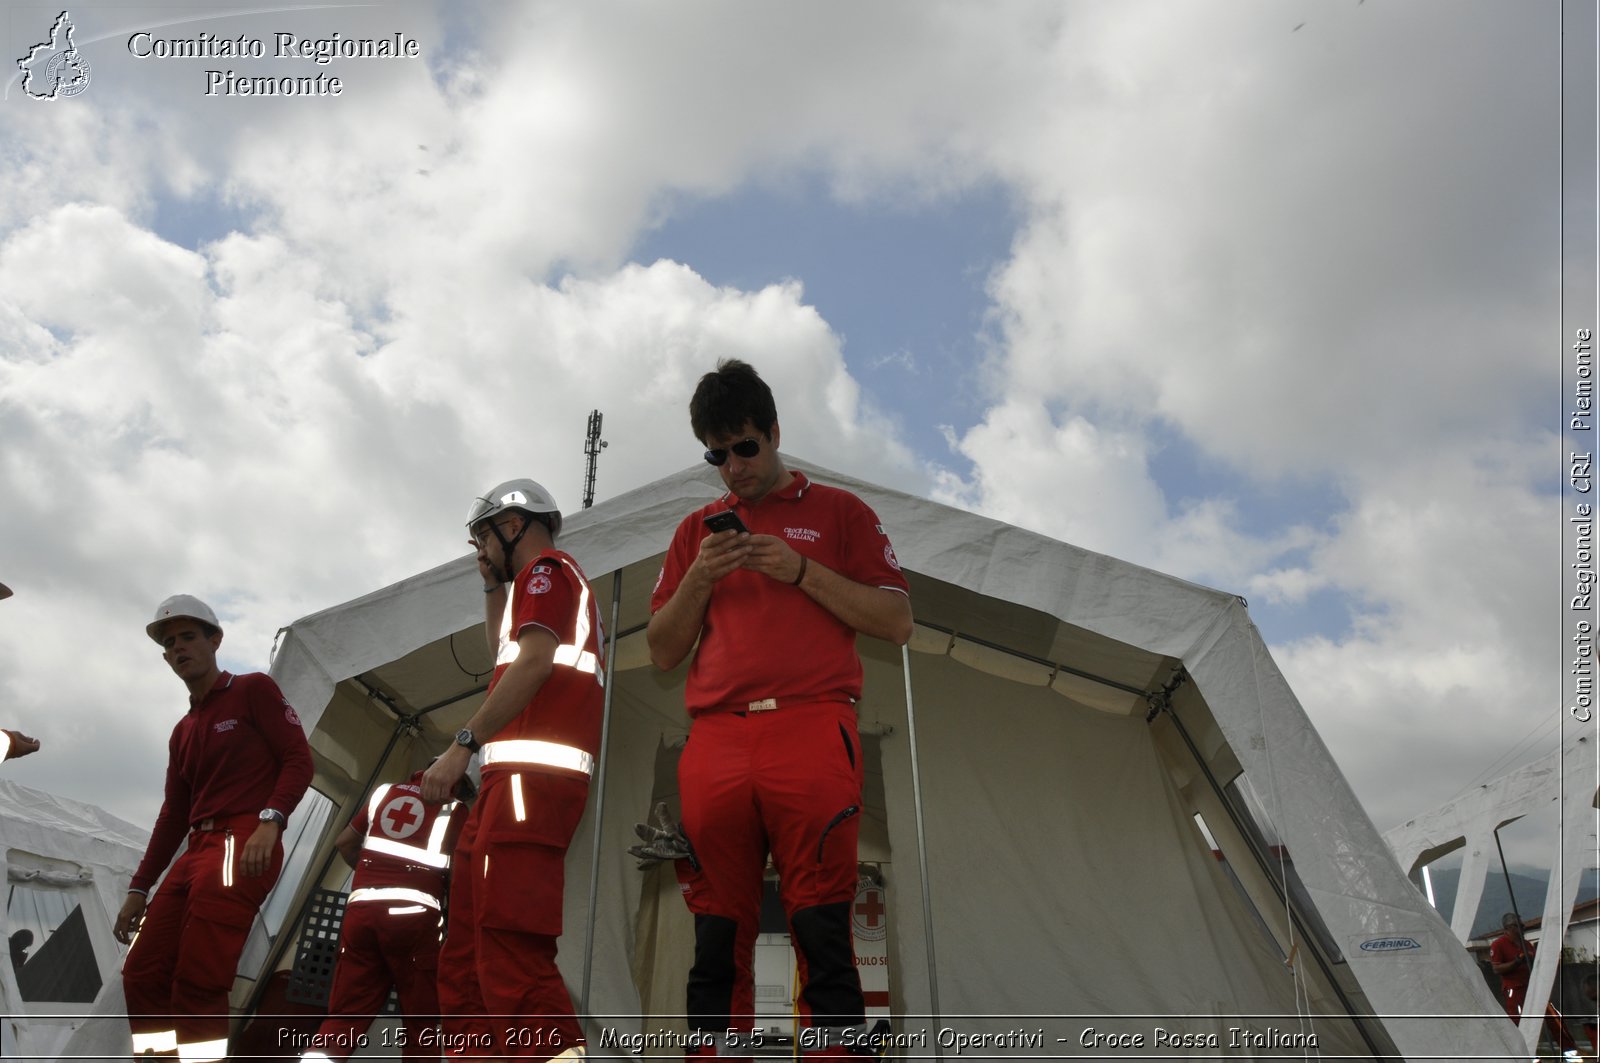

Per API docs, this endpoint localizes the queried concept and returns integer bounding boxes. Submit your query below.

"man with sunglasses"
[421,479,603,1061]
[648,360,912,1060]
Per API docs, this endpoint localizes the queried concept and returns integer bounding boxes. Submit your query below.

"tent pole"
[579,568,624,1017]
[899,643,943,1056]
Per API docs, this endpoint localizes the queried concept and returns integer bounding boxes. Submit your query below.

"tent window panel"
[1225,779,1345,964]
[1191,813,1285,961]
[5,883,102,1003]
[258,787,337,939]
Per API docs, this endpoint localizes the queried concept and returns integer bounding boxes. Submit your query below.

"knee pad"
[789,903,864,1028]
[687,914,739,1029]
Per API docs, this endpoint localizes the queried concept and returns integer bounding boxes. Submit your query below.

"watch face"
[456,729,473,746]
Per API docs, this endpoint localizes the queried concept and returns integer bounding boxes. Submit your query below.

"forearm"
[646,580,712,670]
[799,562,913,645]
[483,586,507,656]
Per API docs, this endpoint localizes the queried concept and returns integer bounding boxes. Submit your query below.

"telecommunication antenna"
[582,409,607,509]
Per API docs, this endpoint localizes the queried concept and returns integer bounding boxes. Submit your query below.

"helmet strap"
[488,515,531,584]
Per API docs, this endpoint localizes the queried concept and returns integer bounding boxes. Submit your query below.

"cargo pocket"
[479,838,568,936]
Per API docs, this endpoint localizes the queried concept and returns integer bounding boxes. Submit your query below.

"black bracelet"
[791,556,808,586]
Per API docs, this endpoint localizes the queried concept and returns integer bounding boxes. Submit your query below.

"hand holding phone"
[702,510,749,535]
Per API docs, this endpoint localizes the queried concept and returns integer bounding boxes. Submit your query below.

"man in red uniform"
[422,479,604,1061]
[1490,912,1535,1018]
[116,594,314,1061]
[647,360,913,1059]
[300,768,471,1062]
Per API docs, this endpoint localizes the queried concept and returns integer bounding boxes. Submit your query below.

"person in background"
[116,594,314,1062]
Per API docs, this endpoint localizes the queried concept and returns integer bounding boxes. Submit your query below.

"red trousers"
[124,815,282,1061]
[304,900,444,1061]
[677,700,864,1033]
[436,770,589,1060]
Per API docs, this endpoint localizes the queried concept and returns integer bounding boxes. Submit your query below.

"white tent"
[255,460,1520,1059]
[0,779,148,1061]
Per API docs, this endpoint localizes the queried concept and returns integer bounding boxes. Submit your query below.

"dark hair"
[689,359,777,443]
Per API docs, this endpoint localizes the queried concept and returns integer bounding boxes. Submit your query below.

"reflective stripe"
[0,731,10,760]
[222,833,234,888]
[359,786,458,870]
[481,739,594,776]
[362,835,451,869]
[180,1036,231,1062]
[388,904,428,915]
[302,1054,334,1062]
[348,886,442,910]
[511,773,526,822]
[133,1030,179,1053]
[497,556,605,685]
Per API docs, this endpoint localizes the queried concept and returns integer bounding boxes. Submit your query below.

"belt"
[192,815,246,832]
[723,696,854,716]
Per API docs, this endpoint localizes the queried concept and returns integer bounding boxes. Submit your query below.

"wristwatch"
[258,809,285,827]
[455,727,481,754]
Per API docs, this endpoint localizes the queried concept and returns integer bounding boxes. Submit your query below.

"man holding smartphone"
[647,360,912,1060]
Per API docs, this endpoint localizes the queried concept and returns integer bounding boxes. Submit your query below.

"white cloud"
[0,0,1572,854]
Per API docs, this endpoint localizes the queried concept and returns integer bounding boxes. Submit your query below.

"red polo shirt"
[131,671,314,892]
[650,472,909,715]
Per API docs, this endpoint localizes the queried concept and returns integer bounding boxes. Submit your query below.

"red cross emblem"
[850,884,887,942]
[380,794,425,839]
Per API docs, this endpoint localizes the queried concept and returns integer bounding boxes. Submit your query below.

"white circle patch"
[378,795,426,839]
[884,544,901,571]
[528,573,553,595]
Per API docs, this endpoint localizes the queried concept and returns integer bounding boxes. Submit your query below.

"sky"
[0,0,1593,877]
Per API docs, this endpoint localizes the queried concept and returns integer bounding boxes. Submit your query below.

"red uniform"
[437,549,604,1060]
[302,776,468,1062]
[650,473,908,1039]
[1490,932,1534,1017]
[124,671,313,1061]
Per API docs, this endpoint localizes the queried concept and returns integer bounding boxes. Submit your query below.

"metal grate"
[284,888,347,1007]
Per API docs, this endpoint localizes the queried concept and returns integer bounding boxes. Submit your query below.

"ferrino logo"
[1358,936,1423,953]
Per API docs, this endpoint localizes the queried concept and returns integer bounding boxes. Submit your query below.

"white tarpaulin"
[0,779,147,1060]
[260,459,1520,1059]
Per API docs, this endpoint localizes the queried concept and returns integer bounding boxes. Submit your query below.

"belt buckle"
[196,817,216,831]
[747,698,778,713]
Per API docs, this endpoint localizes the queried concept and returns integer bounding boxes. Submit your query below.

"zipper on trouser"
[814,806,860,864]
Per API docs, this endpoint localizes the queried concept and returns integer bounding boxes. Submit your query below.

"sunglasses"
[703,437,762,467]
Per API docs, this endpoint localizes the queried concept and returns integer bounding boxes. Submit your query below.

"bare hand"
[423,745,470,803]
[688,529,752,589]
[739,534,804,584]
[2,729,39,760]
[240,822,279,878]
[114,893,146,944]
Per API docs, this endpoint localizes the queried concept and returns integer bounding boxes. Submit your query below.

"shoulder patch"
[283,700,303,727]
[884,544,901,571]
[528,573,553,595]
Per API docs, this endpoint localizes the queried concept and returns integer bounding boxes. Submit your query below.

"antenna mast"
[582,410,607,509]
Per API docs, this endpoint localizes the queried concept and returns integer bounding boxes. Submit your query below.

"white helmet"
[147,594,222,644]
[466,478,562,540]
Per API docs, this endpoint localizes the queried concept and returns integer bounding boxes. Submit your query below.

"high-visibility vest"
[354,784,461,899]
[495,553,604,686]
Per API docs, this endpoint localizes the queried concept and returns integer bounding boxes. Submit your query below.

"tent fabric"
[266,460,1521,1059]
[0,778,148,1060]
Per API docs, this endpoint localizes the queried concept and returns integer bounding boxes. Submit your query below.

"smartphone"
[702,509,749,535]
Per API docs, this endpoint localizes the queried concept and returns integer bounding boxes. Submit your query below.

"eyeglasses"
[704,437,762,467]
[468,518,519,548]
